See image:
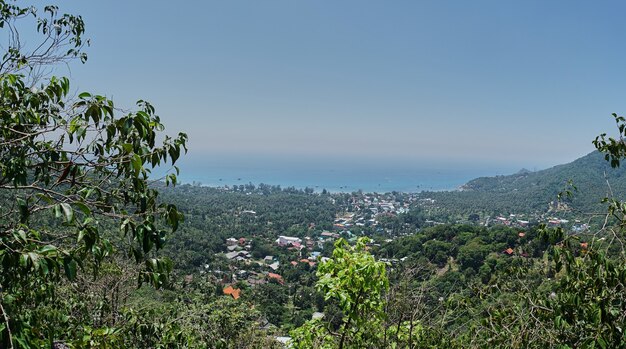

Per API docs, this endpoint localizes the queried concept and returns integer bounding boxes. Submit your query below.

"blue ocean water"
[166,154,521,193]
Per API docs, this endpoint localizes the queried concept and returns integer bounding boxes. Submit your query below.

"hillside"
[425,150,626,215]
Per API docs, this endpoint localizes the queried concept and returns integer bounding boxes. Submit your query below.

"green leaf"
[131,154,142,171]
[20,253,29,267]
[39,245,57,254]
[15,336,30,349]
[28,252,40,270]
[74,201,91,216]
[63,257,77,280]
[36,193,54,204]
[15,229,27,243]
[60,202,74,223]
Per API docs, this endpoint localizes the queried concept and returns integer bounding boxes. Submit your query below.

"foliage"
[424,149,626,218]
[0,1,187,347]
[547,231,626,348]
[290,237,389,349]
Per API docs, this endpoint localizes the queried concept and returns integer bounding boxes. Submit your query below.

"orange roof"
[267,272,284,284]
[223,285,241,300]
[580,242,588,249]
[290,261,298,266]
[504,248,514,255]
[518,232,526,237]
[300,259,310,263]
[268,272,282,280]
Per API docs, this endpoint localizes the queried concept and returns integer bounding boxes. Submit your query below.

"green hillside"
[426,150,626,215]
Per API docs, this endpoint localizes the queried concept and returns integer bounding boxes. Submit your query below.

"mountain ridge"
[426,150,626,214]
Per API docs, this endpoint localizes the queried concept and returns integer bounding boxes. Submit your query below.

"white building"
[275,236,302,246]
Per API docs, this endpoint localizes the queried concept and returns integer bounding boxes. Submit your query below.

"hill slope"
[426,151,626,215]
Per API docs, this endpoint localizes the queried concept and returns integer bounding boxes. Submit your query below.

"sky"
[42,1,626,171]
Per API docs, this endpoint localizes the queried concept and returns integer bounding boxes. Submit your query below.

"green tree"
[290,237,389,349]
[536,113,626,348]
[457,238,489,271]
[0,2,187,347]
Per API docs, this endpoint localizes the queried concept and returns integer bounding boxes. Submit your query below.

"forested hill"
[426,150,626,215]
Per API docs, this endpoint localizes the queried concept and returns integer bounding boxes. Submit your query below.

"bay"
[167,154,523,193]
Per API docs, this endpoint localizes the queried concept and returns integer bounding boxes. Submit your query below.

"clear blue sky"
[58,1,626,170]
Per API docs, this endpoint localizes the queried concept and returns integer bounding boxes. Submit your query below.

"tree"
[290,237,389,349]
[0,2,187,346]
[457,238,489,271]
[468,213,480,223]
[463,113,626,348]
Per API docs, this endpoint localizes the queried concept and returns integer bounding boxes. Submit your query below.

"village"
[204,191,417,299]
[204,190,590,301]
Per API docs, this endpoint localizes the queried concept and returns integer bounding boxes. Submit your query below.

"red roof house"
[223,285,241,300]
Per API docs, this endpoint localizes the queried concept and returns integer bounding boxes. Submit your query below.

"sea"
[165,154,523,194]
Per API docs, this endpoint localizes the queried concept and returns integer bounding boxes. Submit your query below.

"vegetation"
[290,238,388,348]
[0,1,187,347]
[424,150,626,219]
[2,1,626,348]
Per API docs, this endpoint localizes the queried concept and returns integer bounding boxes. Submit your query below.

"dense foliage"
[0,1,187,347]
[424,149,626,218]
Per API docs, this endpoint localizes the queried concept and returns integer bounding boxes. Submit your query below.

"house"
[321,231,340,239]
[269,262,280,271]
[264,256,274,264]
[226,251,249,260]
[299,258,316,267]
[223,285,241,300]
[503,248,514,255]
[276,236,302,247]
[267,272,284,284]
[225,251,240,260]
[226,238,238,246]
[548,219,561,226]
[305,238,315,249]
[246,272,267,287]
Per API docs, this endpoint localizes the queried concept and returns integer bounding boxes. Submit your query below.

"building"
[267,272,284,285]
[269,262,280,271]
[321,231,340,239]
[223,285,241,300]
[275,236,302,247]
